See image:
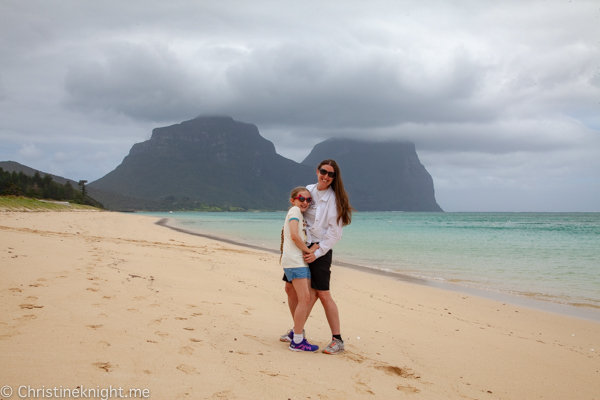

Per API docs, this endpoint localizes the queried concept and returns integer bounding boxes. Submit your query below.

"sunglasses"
[319,168,336,178]
[293,195,312,203]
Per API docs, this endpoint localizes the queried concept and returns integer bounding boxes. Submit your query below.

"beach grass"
[0,196,102,212]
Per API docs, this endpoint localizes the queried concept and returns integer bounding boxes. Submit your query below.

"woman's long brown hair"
[317,159,355,227]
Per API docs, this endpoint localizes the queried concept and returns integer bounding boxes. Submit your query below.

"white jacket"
[305,183,343,259]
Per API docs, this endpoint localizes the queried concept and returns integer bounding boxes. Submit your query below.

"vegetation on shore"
[0,196,102,212]
[0,167,103,208]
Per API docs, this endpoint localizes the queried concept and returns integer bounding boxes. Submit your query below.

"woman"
[280,159,354,354]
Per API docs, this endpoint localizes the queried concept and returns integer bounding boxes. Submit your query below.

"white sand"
[1,211,599,399]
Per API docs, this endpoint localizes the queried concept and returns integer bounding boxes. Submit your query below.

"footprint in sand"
[352,374,375,395]
[189,338,202,343]
[16,314,37,321]
[346,353,366,364]
[92,362,113,372]
[86,288,100,292]
[374,364,420,379]
[397,385,420,393]
[212,391,233,399]
[155,331,169,338]
[176,364,198,375]
[8,288,22,293]
[179,346,194,355]
[19,304,43,309]
[175,317,188,320]
[260,370,289,378]
[86,324,103,329]
[243,334,270,346]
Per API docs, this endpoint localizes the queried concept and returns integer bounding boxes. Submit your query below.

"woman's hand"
[303,252,317,263]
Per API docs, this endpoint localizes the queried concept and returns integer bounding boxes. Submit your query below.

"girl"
[280,187,321,352]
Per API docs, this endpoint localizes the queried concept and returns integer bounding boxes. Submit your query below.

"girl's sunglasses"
[293,195,313,203]
[319,168,336,178]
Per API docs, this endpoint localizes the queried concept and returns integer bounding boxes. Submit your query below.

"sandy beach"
[1,211,599,399]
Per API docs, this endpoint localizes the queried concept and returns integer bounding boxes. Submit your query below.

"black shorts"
[282,244,333,291]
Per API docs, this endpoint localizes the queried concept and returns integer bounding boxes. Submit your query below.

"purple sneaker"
[289,338,319,352]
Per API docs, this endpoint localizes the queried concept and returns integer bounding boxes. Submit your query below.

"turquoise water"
[144,212,600,313]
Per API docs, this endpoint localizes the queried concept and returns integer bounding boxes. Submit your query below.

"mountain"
[0,160,105,207]
[302,139,443,211]
[0,161,74,185]
[89,116,314,210]
[4,118,443,212]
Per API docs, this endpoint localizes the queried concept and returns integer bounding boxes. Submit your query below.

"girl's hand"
[307,243,320,253]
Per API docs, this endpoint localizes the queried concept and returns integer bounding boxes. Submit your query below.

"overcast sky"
[1,0,599,211]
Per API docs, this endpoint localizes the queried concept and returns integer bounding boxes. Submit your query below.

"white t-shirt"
[281,206,309,269]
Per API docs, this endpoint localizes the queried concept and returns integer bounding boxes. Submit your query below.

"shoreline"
[2,211,599,399]
[156,217,600,322]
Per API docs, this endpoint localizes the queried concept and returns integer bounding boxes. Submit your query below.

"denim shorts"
[283,267,311,281]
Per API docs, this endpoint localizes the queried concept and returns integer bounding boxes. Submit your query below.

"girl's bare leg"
[291,278,311,334]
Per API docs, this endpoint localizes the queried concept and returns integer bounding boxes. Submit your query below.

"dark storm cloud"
[60,36,495,129]
[218,43,496,129]
[63,42,202,122]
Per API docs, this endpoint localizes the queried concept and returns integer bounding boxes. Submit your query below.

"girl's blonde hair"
[280,186,310,262]
[289,186,309,205]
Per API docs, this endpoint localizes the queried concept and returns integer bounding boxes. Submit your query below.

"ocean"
[143,211,600,320]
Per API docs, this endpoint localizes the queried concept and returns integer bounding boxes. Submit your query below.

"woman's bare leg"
[316,290,340,336]
[284,281,297,318]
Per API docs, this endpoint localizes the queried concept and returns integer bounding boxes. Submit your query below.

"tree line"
[0,167,103,208]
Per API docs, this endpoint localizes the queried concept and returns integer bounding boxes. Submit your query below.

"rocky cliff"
[302,139,443,211]
[89,116,313,210]
[89,116,443,211]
